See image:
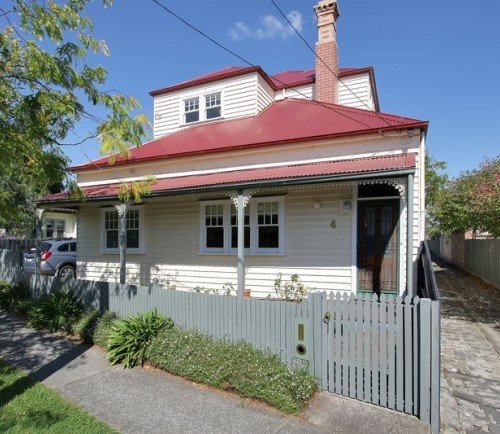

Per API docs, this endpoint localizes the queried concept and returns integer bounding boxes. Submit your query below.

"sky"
[38,0,500,176]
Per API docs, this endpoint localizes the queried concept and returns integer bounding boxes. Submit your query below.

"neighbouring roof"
[70,98,427,173]
[149,65,374,96]
[41,154,417,204]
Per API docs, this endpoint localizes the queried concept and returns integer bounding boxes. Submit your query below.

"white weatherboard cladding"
[279,85,314,100]
[338,73,374,110]
[76,187,354,296]
[256,75,274,111]
[153,72,260,139]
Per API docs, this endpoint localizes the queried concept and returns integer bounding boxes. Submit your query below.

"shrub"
[92,311,119,348]
[12,299,35,316]
[73,310,103,343]
[273,274,309,302]
[107,310,173,368]
[0,281,29,311]
[147,328,317,414]
[28,291,84,333]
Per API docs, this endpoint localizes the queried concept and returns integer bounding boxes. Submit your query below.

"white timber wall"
[76,187,353,297]
[338,73,374,110]
[153,72,260,139]
[256,75,274,111]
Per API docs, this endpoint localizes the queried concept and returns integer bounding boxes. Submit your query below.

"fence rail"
[0,249,440,432]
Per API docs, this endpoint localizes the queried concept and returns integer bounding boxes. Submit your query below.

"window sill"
[181,116,225,128]
[101,249,146,255]
[199,252,287,257]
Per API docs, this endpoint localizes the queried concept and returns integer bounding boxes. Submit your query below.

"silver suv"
[23,239,77,278]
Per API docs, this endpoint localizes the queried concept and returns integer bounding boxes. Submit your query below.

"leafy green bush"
[28,291,84,333]
[0,281,29,311]
[92,311,119,348]
[12,299,35,316]
[107,310,173,368]
[147,328,317,414]
[73,310,103,343]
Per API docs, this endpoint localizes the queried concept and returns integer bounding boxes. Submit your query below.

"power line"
[149,0,385,132]
[268,0,393,128]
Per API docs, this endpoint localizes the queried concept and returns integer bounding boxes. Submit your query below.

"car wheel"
[58,265,76,279]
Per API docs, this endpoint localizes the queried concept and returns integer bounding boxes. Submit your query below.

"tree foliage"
[431,156,500,237]
[0,0,151,234]
[424,152,448,236]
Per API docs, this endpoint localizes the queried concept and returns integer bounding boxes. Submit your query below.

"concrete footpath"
[0,313,428,434]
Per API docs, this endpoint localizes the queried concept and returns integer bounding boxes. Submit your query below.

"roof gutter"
[36,168,415,206]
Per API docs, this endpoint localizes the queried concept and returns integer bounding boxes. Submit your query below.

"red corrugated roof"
[43,154,416,203]
[270,67,371,90]
[149,65,373,96]
[71,98,427,173]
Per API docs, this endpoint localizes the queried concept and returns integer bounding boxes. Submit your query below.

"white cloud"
[229,11,303,41]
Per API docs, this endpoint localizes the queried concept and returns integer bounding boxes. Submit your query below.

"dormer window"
[205,92,221,120]
[184,97,199,123]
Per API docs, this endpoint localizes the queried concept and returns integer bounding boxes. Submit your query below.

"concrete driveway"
[436,261,500,433]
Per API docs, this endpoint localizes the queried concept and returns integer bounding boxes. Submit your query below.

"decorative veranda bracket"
[357,178,407,202]
[229,189,257,209]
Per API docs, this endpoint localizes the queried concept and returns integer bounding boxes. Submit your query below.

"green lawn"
[0,359,116,433]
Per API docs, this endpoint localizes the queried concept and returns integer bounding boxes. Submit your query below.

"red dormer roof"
[70,98,427,173]
[149,65,376,97]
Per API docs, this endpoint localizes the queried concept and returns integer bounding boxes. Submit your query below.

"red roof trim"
[42,154,417,203]
[149,66,276,97]
[149,66,376,97]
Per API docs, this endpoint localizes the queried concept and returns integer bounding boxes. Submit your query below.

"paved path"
[0,312,427,434]
[436,261,500,433]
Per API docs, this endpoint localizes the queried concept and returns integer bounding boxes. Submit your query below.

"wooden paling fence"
[0,249,440,432]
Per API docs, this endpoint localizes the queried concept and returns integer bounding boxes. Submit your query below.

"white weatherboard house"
[38,0,428,299]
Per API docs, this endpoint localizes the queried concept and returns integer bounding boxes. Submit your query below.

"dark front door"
[357,200,399,295]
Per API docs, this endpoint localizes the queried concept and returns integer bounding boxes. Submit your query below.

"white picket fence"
[0,249,440,432]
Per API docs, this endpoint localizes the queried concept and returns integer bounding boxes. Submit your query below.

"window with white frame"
[204,204,224,249]
[230,204,250,248]
[103,208,143,252]
[43,219,65,239]
[200,197,284,254]
[205,92,221,120]
[257,201,279,249]
[184,97,199,123]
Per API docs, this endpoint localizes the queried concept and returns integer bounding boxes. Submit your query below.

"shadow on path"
[0,313,90,409]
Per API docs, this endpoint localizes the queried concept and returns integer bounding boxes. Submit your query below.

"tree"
[424,152,448,237]
[432,156,500,237]
[0,0,150,235]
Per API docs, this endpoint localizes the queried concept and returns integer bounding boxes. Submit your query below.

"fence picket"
[363,294,371,402]
[334,293,342,394]
[404,295,413,414]
[387,297,396,409]
[356,295,364,400]
[371,293,380,405]
[395,295,404,411]
[379,294,388,408]
[348,294,356,398]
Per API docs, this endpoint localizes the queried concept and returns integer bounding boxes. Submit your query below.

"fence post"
[430,300,441,433]
[419,298,431,425]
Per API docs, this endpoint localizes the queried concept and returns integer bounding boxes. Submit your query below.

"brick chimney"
[314,0,340,104]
